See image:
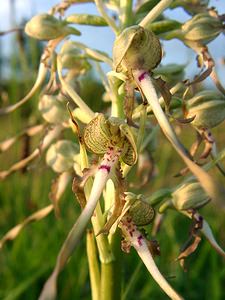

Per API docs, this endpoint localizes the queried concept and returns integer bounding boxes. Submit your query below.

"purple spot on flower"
[137,235,143,246]
[138,71,148,82]
[99,165,111,173]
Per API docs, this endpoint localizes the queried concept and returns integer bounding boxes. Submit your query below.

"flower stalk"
[120,0,133,29]
[86,230,101,300]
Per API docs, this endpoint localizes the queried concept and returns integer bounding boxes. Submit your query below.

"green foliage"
[0,1,225,300]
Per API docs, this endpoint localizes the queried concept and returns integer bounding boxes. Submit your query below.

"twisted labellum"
[119,215,184,300]
[185,90,225,174]
[39,113,137,300]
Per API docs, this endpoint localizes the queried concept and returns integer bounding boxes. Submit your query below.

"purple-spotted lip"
[99,164,111,173]
[138,71,148,82]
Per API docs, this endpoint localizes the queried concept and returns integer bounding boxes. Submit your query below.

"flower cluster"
[0,1,224,300]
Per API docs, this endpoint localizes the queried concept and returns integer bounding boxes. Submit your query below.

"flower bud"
[128,196,155,226]
[59,41,91,72]
[170,0,209,15]
[182,12,223,44]
[46,140,79,173]
[113,25,162,73]
[172,182,210,211]
[25,13,81,40]
[38,94,69,124]
[186,90,225,129]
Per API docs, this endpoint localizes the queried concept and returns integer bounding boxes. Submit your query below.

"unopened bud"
[182,12,223,44]
[59,41,91,72]
[128,195,155,226]
[38,94,68,124]
[172,182,210,211]
[46,140,79,173]
[170,0,209,15]
[25,13,81,40]
[113,25,162,73]
[186,90,225,129]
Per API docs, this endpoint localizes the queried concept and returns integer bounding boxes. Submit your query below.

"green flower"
[25,13,80,40]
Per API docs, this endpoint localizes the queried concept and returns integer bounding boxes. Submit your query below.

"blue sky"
[0,0,224,85]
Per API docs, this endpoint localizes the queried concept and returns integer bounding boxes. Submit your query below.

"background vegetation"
[0,1,225,299]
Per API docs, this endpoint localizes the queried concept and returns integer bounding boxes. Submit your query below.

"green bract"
[46,140,79,173]
[172,182,210,211]
[25,13,81,40]
[113,25,162,73]
[83,113,137,166]
[187,90,225,129]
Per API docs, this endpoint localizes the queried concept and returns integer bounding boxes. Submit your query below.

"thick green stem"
[120,0,133,29]
[91,202,115,263]
[86,230,101,300]
[100,231,122,300]
[122,106,147,177]
[108,76,124,118]
[100,262,115,300]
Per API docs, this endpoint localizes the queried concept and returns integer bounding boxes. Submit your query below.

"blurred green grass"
[0,29,225,300]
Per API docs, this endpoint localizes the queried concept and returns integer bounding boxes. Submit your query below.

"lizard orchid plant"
[0,1,225,300]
